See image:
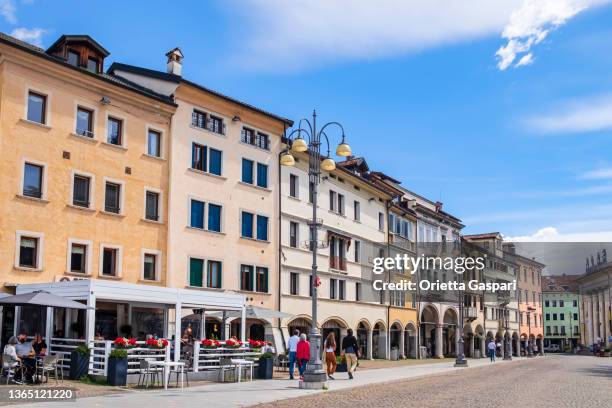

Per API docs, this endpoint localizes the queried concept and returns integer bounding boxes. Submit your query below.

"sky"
[3,0,612,242]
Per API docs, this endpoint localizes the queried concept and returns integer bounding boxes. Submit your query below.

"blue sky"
[4,0,612,241]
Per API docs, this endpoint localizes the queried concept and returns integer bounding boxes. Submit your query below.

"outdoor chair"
[171,359,190,388]
[37,355,62,384]
[276,354,288,372]
[217,357,236,383]
[2,354,22,384]
[137,359,162,388]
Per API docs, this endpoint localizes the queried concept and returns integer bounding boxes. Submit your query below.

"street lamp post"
[500,301,512,360]
[527,306,535,357]
[281,110,351,389]
[454,241,467,367]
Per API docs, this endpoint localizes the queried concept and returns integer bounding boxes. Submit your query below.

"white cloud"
[525,93,612,133]
[10,27,46,47]
[234,0,521,72]
[495,0,611,70]
[505,226,612,242]
[0,0,17,24]
[579,167,612,180]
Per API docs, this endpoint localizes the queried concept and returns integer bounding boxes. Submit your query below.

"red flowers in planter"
[146,338,169,349]
[114,337,137,348]
[248,339,265,349]
[201,339,221,348]
[224,337,242,348]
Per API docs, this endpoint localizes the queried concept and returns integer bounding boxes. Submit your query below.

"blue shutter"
[242,212,253,238]
[242,159,253,184]
[190,200,204,229]
[256,163,268,188]
[208,204,222,232]
[256,215,268,241]
[209,148,222,175]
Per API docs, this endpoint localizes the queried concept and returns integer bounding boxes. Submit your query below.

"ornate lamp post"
[281,110,351,389]
[527,306,536,357]
[500,301,512,360]
[455,239,467,367]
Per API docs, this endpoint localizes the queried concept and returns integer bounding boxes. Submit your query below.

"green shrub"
[109,349,127,359]
[259,352,274,360]
[75,344,90,355]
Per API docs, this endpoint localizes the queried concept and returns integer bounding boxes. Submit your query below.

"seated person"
[3,336,22,384]
[15,334,35,382]
[31,333,47,356]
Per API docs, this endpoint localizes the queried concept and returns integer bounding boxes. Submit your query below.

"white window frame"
[70,169,95,209]
[143,186,163,223]
[99,243,123,278]
[66,238,93,275]
[24,86,51,127]
[14,230,44,271]
[73,100,98,139]
[145,125,164,159]
[102,177,125,215]
[141,248,162,282]
[20,158,48,200]
[104,111,128,148]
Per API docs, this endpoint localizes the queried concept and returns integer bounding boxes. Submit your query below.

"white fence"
[192,341,262,372]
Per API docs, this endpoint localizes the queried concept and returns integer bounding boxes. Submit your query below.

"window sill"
[185,285,224,292]
[101,142,127,151]
[19,118,51,130]
[66,204,96,212]
[328,210,347,218]
[64,271,91,277]
[100,210,125,218]
[15,194,49,204]
[69,132,98,144]
[141,153,166,162]
[138,279,162,285]
[141,218,164,225]
[329,268,349,275]
[186,226,225,235]
[98,274,122,280]
[239,140,271,153]
[238,181,271,192]
[13,266,42,272]
[187,167,227,180]
[287,195,300,202]
[190,124,226,138]
[239,236,270,244]
[237,290,271,296]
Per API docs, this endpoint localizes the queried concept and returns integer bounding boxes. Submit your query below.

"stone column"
[585,296,592,345]
[367,329,373,359]
[600,291,607,344]
[480,336,486,358]
[435,324,443,358]
[399,330,405,359]
[469,335,475,358]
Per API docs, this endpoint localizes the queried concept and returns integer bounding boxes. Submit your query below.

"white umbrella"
[0,290,89,309]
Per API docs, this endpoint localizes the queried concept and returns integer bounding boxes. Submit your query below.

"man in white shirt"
[287,330,300,379]
[488,339,496,362]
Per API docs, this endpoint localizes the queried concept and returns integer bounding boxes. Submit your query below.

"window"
[560,313,565,321]
[145,191,160,221]
[191,110,224,134]
[147,129,161,157]
[19,236,39,268]
[192,109,207,129]
[573,313,578,320]
[546,326,551,335]
[208,204,222,232]
[76,107,94,137]
[545,300,549,307]
[87,57,99,73]
[256,215,269,241]
[338,194,345,215]
[27,91,47,124]
[330,278,337,299]
[72,175,91,208]
[241,127,254,144]
[560,326,566,335]
[209,115,223,134]
[289,222,298,248]
[192,143,206,171]
[241,159,254,184]
[308,182,314,204]
[102,247,118,277]
[289,174,299,198]
[354,240,361,263]
[242,128,270,150]
[573,300,578,307]
[209,148,222,176]
[552,300,557,307]
[338,280,345,300]
[190,199,205,229]
[329,236,347,271]
[240,264,254,291]
[67,50,79,66]
[546,313,550,321]
[207,261,222,288]
[290,272,299,295]
[256,163,268,188]
[255,132,269,150]
[70,243,87,273]
[353,201,360,221]
[104,182,121,213]
[241,211,254,238]
[378,212,384,230]
[553,313,557,321]
[189,257,204,287]
[559,300,564,307]
[107,117,123,146]
[255,267,268,293]
[329,190,337,211]
[23,163,43,198]
[143,253,157,281]
[309,275,313,297]
[355,282,362,301]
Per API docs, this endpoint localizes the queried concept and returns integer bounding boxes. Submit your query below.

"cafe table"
[149,360,185,389]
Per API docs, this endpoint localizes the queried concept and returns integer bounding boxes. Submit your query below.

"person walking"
[296,333,310,381]
[488,338,496,362]
[342,328,359,379]
[324,332,337,380]
[287,329,300,380]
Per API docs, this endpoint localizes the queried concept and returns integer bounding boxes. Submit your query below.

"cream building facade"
[578,250,611,348]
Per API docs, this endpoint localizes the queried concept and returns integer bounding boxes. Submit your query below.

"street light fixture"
[281,110,351,389]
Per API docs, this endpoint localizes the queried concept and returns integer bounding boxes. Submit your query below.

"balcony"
[465,307,478,320]
[389,233,415,251]
[330,256,347,271]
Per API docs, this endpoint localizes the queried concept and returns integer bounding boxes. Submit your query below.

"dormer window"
[46,35,109,74]
[87,57,99,73]
[67,50,80,66]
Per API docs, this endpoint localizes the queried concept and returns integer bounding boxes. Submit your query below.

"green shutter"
[190,258,203,287]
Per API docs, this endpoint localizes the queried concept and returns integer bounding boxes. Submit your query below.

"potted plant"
[256,351,274,379]
[145,338,169,349]
[604,348,611,357]
[224,337,242,349]
[201,339,221,349]
[335,354,347,372]
[69,344,90,380]
[107,337,135,386]
[248,339,265,351]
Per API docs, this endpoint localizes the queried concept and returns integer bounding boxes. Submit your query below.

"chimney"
[434,201,443,212]
[165,47,184,76]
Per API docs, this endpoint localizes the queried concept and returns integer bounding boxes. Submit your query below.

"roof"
[541,275,582,293]
[108,62,293,126]
[46,34,110,57]
[0,32,175,106]
[463,232,502,240]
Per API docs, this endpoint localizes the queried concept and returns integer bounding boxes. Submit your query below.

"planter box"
[107,358,128,386]
[69,351,90,380]
[256,358,274,379]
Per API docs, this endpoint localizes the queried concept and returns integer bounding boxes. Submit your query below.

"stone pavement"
[13,356,530,408]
